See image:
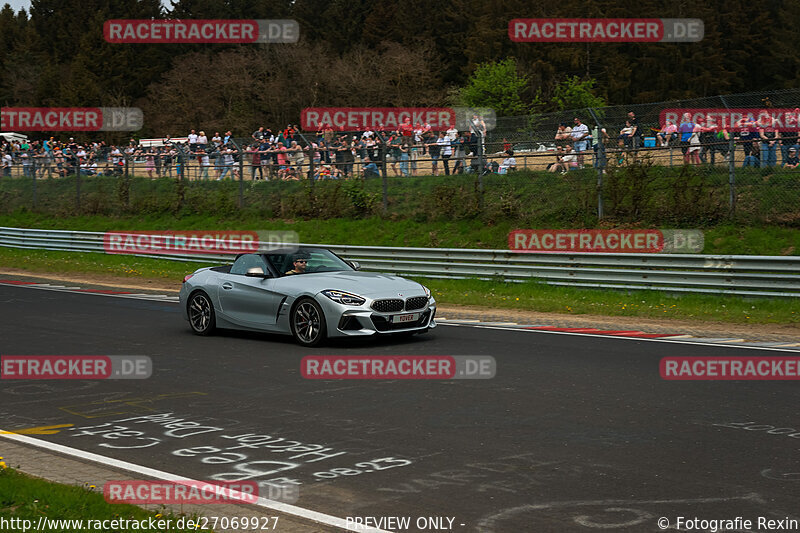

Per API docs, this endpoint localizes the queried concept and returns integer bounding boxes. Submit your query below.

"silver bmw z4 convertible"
[179,247,436,346]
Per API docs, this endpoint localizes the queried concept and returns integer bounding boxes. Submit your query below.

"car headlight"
[321,290,366,306]
[421,285,431,298]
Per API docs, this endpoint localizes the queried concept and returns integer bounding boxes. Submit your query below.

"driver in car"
[285,253,309,275]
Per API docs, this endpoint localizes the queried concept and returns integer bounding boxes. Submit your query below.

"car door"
[217,254,285,328]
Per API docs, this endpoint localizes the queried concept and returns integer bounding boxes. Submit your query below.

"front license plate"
[391,313,419,324]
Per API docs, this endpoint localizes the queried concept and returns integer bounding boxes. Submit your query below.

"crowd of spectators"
[3,111,800,180]
[552,110,800,172]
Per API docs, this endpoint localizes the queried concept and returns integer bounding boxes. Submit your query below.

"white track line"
[0,432,390,533]
[441,323,800,353]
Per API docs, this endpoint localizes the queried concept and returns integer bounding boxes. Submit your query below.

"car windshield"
[267,249,354,277]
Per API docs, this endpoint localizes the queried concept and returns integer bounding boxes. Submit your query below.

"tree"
[550,76,606,111]
[457,58,529,117]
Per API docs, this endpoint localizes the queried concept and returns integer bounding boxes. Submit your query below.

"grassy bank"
[1,212,800,255]
[1,163,798,229]
[0,466,197,532]
[0,247,797,325]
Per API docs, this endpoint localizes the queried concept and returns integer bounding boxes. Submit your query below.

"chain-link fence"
[1,89,799,225]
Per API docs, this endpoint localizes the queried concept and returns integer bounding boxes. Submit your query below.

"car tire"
[291,298,327,347]
[188,291,216,336]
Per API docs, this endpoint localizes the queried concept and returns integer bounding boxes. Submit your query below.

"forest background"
[1,0,799,140]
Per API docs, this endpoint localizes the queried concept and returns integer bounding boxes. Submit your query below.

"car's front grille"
[405,296,428,311]
[371,309,431,332]
[371,299,404,313]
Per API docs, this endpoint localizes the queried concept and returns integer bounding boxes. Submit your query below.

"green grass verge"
[0,467,198,532]
[1,212,799,255]
[1,247,797,325]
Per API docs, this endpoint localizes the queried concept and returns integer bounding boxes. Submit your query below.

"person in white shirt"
[499,150,517,174]
[188,129,199,151]
[549,144,577,173]
[2,152,12,177]
[446,126,458,142]
[436,132,452,175]
[197,131,208,150]
[198,149,211,180]
[570,117,590,168]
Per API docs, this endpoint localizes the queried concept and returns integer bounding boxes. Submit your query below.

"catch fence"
[1,89,799,224]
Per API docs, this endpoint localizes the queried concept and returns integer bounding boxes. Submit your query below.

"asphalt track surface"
[2,283,800,532]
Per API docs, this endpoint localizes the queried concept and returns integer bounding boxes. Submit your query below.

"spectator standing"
[163,147,174,177]
[188,129,198,152]
[437,132,452,175]
[22,149,34,177]
[211,132,223,150]
[3,150,13,177]
[399,117,414,140]
[428,134,441,176]
[197,131,208,151]
[758,115,779,168]
[446,124,458,142]
[248,144,262,180]
[198,149,211,180]
[628,111,642,160]
[678,113,696,165]
[452,132,468,174]
[398,136,411,177]
[218,146,235,180]
[275,142,290,179]
[252,127,266,143]
[259,139,271,179]
[570,117,589,168]
[687,126,702,165]
[145,148,156,178]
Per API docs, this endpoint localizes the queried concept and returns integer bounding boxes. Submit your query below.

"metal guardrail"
[1,226,799,298]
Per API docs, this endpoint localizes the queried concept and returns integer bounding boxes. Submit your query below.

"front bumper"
[318,296,437,338]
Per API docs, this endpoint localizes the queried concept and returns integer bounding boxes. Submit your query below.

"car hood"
[276,271,426,298]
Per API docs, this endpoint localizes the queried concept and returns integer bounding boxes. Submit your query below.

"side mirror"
[349,261,361,271]
[245,267,267,277]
